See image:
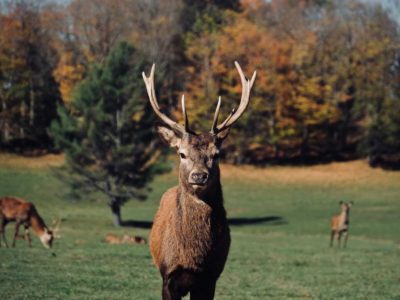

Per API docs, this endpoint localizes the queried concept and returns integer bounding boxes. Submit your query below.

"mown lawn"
[0,155,399,299]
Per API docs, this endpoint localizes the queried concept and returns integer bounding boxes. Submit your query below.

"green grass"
[0,160,399,299]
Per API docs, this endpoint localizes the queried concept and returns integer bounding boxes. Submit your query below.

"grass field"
[0,154,399,299]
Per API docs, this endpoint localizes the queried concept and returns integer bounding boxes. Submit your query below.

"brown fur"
[150,132,230,300]
[0,196,53,248]
[105,233,146,245]
[330,201,353,248]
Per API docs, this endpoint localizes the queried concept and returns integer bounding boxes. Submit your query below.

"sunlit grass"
[0,157,399,299]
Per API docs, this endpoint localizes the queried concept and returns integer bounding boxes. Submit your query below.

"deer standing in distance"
[330,201,353,248]
[0,196,60,248]
[143,61,256,300]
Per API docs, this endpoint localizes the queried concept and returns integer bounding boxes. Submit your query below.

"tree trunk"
[1,97,9,142]
[19,102,26,139]
[109,199,122,227]
[29,77,35,126]
[300,125,309,160]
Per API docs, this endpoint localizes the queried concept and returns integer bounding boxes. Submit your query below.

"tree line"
[0,0,399,168]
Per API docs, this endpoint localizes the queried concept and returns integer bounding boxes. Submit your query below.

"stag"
[0,196,60,248]
[330,201,353,248]
[143,62,256,300]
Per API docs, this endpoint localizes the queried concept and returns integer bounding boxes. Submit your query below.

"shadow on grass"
[228,216,287,226]
[121,220,153,229]
[121,216,286,229]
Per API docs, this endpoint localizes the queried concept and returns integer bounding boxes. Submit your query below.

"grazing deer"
[105,233,146,245]
[330,201,353,248]
[122,234,146,244]
[105,233,123,244]
[0,196,60,249]
[143,62,256,300]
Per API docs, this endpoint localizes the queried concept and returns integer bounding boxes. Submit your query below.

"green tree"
[350,4,400,167]
[51,41,168,226]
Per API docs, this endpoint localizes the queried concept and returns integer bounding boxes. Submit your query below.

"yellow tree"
[53,50,86,104]
[184,2,344,162]
[184,11,276,162]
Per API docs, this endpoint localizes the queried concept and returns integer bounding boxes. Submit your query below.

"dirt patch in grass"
[221,160,400,187]
[1,153,399,188]
[0,153,64,169]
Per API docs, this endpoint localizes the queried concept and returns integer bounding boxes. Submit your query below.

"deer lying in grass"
[330,201,353,248]
[143,62,256,300]
[105,233,146,245]
[0,196,60,248]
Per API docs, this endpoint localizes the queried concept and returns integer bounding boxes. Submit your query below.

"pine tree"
[51,41,168,226]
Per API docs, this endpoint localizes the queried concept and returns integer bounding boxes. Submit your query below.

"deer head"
[40,228,54,249]
[339,201,353,213]
[143,62,256,196]
[40,218,61,249]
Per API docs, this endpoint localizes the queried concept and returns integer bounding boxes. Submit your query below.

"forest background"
[0,0,399,167]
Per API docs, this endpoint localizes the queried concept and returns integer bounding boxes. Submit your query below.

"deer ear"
[156,125,181,149]
[349,201,354,206]
[216,127,231,142]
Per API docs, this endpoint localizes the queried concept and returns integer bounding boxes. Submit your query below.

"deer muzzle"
[189,171,209,185]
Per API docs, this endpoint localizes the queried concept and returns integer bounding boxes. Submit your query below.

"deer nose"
[191,172,208,184]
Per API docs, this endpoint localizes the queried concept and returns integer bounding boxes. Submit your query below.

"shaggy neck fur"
[29,206,48,237]
[174,168,226,269]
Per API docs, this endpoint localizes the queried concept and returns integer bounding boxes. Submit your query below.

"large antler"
[142,64,188,134]
[211,61,256,134]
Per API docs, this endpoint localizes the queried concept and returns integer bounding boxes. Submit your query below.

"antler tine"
[215,61,256,133]
[142,64,186,134]
[51,217,61,238]
[219,107,236,129]
[210,96,222,133]
[149,64,158,109]
[181,94,189,131]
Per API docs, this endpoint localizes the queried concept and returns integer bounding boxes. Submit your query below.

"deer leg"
[0,217,8,248]
[0,219,8,248]
[162,277,182,300]
[343,231,349,248]
[190,278,216,300]
[162,278,172,300]
[162,269,195,300]
[330,230,335,247]
[24,223,32,247]
[12,221,21,247]
[337,231,342,248]
[161,265,175,300]
[2,231,8,247]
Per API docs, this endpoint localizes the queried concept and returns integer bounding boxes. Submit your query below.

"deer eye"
[179,153,187,159]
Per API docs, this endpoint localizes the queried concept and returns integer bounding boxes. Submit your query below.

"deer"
[142,61,256,300]
[105,233,146,245]
[0,196,60,249]
[330,201,353,248]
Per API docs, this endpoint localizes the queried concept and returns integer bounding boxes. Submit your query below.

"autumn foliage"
[0,0,399,167]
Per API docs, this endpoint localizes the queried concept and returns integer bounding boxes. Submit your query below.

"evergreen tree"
[51,41,168,226]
